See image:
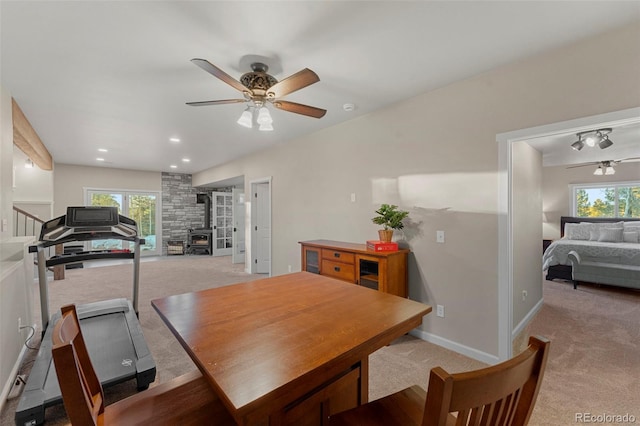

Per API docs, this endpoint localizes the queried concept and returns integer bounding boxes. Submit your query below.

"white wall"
[0,86,13,239]
[194,23,640,360]
[0,86,36,411]
[53,164,161,216]
[542,161,640,239]
[13,147,55,222]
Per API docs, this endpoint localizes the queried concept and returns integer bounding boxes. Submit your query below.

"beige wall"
[512,142,543,329]
[194,23,640,359]
[1,86,14,240]
[53,164,161,216]
[542,161,640,239]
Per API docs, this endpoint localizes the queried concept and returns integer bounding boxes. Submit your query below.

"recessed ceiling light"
[170,165,177,169]
[170,137,180,143]
[343,103,356,112]
[98,148,108,152]
[182,158,190,162]
[96,158,105,162]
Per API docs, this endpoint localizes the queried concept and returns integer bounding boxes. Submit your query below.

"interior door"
[231,188,245,264]
[213,192,233,256]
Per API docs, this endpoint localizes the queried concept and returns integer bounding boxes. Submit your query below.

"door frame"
[249,177,272,275]
[84,187,162,256]
[211,191,233,257]
[496,106,640,361]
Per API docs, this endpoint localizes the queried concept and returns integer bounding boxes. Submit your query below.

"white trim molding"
[410,329,500,365]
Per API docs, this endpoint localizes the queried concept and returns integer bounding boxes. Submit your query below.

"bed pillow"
[597,227,624,243]
[623,231,639,243]
[623,222,640,231]
[564,223,591,240]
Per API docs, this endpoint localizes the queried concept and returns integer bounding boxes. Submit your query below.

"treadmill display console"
[66,206,119,227]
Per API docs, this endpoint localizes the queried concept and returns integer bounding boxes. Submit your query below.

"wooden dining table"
[151,271,431,426]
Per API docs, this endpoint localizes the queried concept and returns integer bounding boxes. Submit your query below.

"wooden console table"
[299,240,409,297]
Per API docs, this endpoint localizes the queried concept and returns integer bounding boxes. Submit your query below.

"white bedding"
[542,239,640,271]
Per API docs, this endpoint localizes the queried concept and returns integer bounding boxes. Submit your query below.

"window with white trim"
[570,182,640,218]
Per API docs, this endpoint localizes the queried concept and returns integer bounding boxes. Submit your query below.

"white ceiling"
[2,1,639,174]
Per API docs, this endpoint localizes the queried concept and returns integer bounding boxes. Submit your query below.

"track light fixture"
[571,128,613,151]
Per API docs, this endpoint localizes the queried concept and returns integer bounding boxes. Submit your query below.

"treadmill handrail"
[46,250,136,267]
[31,233,142,250]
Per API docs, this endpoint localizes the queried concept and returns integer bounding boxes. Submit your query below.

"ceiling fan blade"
[618,156,640,162]
[190,58,247,93]
[186,99,247,107]
[268,68,320,98]
[273,101,326,118]
[566,162,599,169]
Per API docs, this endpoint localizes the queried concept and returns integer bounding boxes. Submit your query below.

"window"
[85,189,161,256]
[570,182,640,218]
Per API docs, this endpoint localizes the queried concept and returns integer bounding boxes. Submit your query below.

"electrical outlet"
[436,304,445,318]
[350,193,356,203]
[436,231,445,243]
[522,290,527,301]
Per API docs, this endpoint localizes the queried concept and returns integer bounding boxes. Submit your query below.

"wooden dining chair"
[51,304,236,426]
[328,335,550,426]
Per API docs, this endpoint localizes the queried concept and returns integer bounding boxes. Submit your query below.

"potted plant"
[372,204,409,242]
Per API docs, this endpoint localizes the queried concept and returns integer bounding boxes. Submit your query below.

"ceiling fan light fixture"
[605,166,615,175]
[593,166,604,175]
[237,108,253,128]
[257,107,273,125]
[259,122,274,132]
[598,136,613,149]
[571,140,584,151]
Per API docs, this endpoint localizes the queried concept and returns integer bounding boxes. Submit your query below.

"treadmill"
[15,207,156,426]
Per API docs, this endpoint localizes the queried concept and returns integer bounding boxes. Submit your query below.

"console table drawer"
[322,249,355,264]
[322,259,356,282]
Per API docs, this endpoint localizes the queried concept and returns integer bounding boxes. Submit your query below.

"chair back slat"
[52,305,105,426]
[423,336,550,426]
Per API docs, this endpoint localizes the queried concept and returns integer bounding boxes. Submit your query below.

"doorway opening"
[497,106,640,361]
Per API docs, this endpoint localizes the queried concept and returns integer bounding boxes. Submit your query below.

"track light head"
[598,136,613,149]
[571,140,584,151]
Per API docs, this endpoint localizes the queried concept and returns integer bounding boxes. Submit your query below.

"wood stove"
[187,228,212,255]
[186,193,213,255]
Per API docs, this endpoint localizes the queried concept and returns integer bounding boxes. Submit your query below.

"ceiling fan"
[186,59,327,122]
[566,157,640,175]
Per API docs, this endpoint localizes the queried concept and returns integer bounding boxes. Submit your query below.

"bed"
[543,216,640,290]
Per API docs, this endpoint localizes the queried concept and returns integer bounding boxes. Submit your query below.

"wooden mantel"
[12,98,53,170]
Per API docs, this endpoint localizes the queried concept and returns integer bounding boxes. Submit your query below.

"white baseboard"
[0,343,29,415]
[512,297,544,340]
[409,329,500,365]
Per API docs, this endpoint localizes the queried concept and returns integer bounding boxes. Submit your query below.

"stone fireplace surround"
[161,172,231,256]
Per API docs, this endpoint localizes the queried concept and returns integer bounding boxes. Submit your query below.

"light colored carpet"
[525,279,640,425]
[2,256,639,425]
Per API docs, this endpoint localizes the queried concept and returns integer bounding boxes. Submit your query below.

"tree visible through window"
[572,183,640,218]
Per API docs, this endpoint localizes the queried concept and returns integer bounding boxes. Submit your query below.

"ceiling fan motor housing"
[240,63,278,96]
